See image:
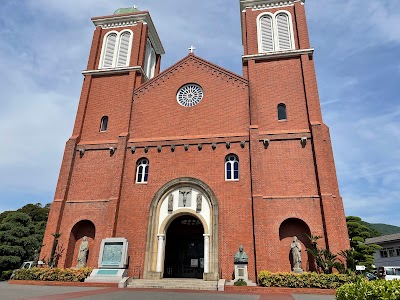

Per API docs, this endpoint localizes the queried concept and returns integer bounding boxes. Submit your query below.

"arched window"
[100,116,109,132]
[116,31,131,67]
[136,158,149,183]
[144,39,156,79]
[259,15,274,52]
[101,33,117,68]
[225,154,239,181]
[100,31,133,69]
[276,13,292,51]
[278,103,287,120]
[257,11,294,53]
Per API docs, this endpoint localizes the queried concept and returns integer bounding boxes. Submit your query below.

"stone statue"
[168,194,173,213]
[76,236,89,268]
[291,236,302,271]
[196,193,202,212]
[234,245,248,264]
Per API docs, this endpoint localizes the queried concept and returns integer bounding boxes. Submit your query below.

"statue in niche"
[179,190,191,207]
[168,194,173,213]
[291,236,302,271]
[234,245,248,264]
[196,193,202,212]
[76,236,89,268]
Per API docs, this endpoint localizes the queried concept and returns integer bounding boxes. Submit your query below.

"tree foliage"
[346,216,382,270]
[0,203,49,279]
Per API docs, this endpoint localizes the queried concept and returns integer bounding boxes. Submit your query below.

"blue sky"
[1,0,399,226]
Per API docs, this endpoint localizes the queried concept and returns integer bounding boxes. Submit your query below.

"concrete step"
[128,278,219,291]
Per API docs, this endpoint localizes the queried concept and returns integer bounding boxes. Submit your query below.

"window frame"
[225,154,239,181]
[136,158,149,184]
[278,103,287,121]
[257,10,295,54]
[99,30,134,69]
[99,116,109,132]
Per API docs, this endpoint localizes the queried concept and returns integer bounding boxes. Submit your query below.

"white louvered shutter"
[102,33,117,68]
[149,48,156,79]
[276,13,292,51]
[117,32,131,67]
[260,16,274,52]
[144,40,152,78]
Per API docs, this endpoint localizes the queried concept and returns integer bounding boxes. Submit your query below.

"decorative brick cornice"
[134,54,248,98]
[242,48,314,62]
[240,0,305,11]
[92,11,165,55]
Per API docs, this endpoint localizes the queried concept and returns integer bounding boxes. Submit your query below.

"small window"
[396,248,400,256]
[136,158,149,183]
[100,116,108,132]
[278,103,287,120]
[380,250,388,258]
[388,248,396,257]
[225,154,239,181]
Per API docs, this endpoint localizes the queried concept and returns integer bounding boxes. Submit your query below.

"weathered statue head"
[239,245,243,252]
[83,236,87,241]
[293,236,298,242]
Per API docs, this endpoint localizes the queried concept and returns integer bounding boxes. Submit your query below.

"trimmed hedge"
[336,278,400,300]
[258,271,356,289]
[12,267,93,282]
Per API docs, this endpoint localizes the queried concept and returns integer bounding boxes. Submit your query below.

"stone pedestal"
[293,268,303,274]
[230,264,256,286]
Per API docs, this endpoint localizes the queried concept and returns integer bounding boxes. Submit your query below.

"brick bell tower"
[240,0,349,272]
[40,7,165,268]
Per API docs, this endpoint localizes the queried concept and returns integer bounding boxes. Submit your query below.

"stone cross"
[188,45,196,53]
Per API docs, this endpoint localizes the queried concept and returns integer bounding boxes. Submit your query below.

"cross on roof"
[188,45,196,54]
[133,5,139,9]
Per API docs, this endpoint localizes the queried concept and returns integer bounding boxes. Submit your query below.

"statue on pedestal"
[234,245,248,264]
[291,236,303,272]
[76,236,89,268]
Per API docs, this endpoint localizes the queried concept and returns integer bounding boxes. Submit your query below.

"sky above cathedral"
[1,0,399,226]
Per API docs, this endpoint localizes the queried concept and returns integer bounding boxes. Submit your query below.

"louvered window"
[116,32,131,67]
[276,13,292,51]
[258,11,294,53]
[144,39,156,79]
[260,15,274,52]
[102,33,117,68]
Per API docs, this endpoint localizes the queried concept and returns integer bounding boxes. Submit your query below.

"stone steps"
[127,278,220,291]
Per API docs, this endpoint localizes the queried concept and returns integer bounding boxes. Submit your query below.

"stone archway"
[144,178,219,281]
[65,220,95,268]
[279,218,315,272]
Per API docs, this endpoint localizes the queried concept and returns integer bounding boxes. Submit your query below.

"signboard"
[356,265,366,271]
[191,259,198,267]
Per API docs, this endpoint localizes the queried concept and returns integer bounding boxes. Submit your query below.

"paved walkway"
[0,282,336,300]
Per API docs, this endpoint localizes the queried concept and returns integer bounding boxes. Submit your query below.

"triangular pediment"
[134,54,248,97]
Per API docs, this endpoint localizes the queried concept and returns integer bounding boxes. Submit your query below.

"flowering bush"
[12,267,93,282]
[258,271,356,289]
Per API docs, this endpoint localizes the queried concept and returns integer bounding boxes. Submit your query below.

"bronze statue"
[234,245,248,264]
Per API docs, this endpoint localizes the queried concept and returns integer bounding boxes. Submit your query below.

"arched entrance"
[164,215,204,278]
[143,177,219,281]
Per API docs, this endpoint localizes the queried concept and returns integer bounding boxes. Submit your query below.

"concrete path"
[0,282,336,300]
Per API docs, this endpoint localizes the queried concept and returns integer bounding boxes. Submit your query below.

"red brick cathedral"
[42,0,349,281]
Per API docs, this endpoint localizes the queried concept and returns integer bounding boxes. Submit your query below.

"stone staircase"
[127,278,221,291]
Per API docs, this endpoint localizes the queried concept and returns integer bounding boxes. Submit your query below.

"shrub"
[234,279,247,286]
[12,267,93,282]
[336,277,400,300]
[258,271,356,289]
[1,270,13,281]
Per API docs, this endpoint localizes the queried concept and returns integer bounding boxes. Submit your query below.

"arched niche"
[279,218,315,272]
[65,220,96,268]
[143,177,219,281]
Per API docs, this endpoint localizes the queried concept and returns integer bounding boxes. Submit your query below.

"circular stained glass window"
[176,84,204,107]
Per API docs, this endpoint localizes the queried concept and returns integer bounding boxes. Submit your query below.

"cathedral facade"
[41,0,349,281]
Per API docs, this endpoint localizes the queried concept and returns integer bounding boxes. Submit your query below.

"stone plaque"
[238,268,244,277]
[101,242,123,266]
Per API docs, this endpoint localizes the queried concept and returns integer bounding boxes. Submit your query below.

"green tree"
[346,216,381,270]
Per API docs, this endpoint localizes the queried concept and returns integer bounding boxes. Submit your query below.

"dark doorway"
[164,215,204,279]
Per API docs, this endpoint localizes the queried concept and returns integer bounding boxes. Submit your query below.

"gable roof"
[365,233,400,245]
[134,54,248,97]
